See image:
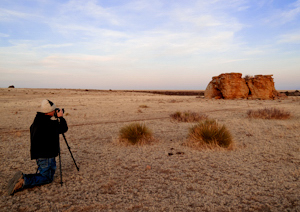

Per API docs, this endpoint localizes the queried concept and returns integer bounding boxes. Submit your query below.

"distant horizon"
[2,86,299,91]
[2,72,299,90]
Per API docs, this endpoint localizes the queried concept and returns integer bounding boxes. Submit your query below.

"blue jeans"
[23,158,56,188]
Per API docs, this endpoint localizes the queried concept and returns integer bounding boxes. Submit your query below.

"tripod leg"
[58,145,63,186]
[62,133,79,171]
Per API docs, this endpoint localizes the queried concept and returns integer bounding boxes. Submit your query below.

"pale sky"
[0,0,299,90]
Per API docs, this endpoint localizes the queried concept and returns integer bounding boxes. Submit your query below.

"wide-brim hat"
[40,99,56,113]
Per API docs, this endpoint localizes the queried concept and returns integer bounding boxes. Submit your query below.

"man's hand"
[57,110,64,117]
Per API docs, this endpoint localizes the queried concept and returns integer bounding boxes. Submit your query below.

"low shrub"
[139,105,149,108]
[119,123,154,145]
[243,75,253,80]
[170,111,208,122]
[247,107,291,119]
[187,119,233,149]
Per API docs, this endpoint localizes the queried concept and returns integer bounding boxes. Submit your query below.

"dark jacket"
[30,112,68,159]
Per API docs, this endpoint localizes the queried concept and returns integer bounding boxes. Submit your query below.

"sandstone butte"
[204,73,283,100]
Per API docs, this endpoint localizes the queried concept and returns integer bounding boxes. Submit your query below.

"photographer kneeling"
[7,99,68,195]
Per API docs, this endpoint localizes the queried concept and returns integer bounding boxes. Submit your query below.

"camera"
[54,108,65,118]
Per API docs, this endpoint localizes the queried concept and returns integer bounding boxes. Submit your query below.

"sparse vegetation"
[139,105,149,108]
[187,119,233,149]
[247,107,291,119]
[170,111,208,122]
[1,88,299,211]
[243,75,253,80]
[119,123,154,145]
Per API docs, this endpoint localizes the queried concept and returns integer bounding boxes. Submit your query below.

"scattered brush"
[118,123,154,145]
[243,75,253,80]
[247,107,291,119]
[139,105,149,108]
[170,111,208,122]
[186,119,234,149]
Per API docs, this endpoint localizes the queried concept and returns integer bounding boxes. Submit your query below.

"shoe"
[7,171,24,195]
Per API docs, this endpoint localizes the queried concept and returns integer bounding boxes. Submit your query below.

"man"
[7,99,68,195]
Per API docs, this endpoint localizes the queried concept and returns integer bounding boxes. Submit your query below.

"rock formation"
[205,73,280,100]
[246,75,279,99]
[205,73,249,99]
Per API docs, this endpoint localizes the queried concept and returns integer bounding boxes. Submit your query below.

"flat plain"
[0,88,299,211]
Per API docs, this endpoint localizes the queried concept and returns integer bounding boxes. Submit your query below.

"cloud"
[39,54,137,74]
[0,32,9,37]
[280,0,300,23]
[219,58,251,64]
[1,0,299,89]
[278,31,300,44]
[0,8,39,22]
[51,23,128,40]
[39,43,74,49]
[0,0,247,78]
[264,0,300,25]
[42,54,116,64]
[242,48,265,55]
[55,0,244,54]
[59,0,121,26]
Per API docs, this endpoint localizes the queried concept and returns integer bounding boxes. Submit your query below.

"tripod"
[58,132,80,186]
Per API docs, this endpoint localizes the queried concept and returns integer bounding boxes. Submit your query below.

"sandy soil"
[0,88,299,212]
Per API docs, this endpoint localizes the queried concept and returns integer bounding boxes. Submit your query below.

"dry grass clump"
[247,107,291,119]
[118,123,154,145]
[186,119,233,149]
[170,111,208,122]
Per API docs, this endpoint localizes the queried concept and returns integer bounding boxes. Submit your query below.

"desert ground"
[0,88,299,212]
